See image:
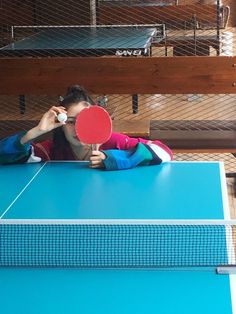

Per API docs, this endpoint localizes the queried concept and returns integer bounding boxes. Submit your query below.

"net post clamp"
[216,266,236,274]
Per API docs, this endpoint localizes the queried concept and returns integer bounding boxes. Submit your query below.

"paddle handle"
[92,144,100,151]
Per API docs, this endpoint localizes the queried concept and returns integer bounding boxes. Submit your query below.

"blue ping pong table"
[0,26,163,57]
[0,25,164,113]
[0,161,235,314]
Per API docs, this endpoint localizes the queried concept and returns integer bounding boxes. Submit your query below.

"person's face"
[63,101,90,146]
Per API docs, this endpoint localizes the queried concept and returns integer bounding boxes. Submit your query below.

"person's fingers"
[51,106,67,113]
[91,151,106,160]
[38,106,67,132]
[90,158,101,164]
[91,150,100,156]
[90,161,103,168]
[45,107,66,121]
[90,160,100,166]
[89,155,105,168]
[48,106,67,121]
[90,155,101,161]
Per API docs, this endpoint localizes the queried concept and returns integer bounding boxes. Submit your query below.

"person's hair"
[60,85,95,108]
[52,85,95,159]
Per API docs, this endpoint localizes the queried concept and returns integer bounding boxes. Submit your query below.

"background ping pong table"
[0,161,235,314]
[0,26,163,57]
[0,25,164,114]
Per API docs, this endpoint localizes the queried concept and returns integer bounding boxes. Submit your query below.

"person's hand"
[36,106,67,134]
[20,106,67,145]
[89,150,106,168]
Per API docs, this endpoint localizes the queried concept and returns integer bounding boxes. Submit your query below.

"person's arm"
[101,132,173,159]
[90,133,173,170]
[20,106,66,145]
[0,132,32,164]
[0,106,66,165]
[101,142,172,170]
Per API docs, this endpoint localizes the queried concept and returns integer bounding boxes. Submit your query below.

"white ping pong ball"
[57,112,67,123]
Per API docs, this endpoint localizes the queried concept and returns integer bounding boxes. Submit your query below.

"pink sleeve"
[101,133,140,150]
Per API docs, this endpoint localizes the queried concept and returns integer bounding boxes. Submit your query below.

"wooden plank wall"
[0,0,90,46]
[98,4,220,28]
[227,0,236,26]
[0,0,90,25]
[0,57,235,95]
[32,0,91,25]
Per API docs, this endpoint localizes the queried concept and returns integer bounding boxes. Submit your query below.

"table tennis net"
[0,222,236,269]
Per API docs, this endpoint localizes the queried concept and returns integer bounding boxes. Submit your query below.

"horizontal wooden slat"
[0,56,236,94]
[155,36,220,55]
[150,129,236,150]
[113,120,150,137]
[0,56,236,95]
[0,119,150,139]
[150,120,236,151]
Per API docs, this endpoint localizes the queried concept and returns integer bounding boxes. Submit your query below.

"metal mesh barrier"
[0,0,234,57]
[0,0,236,174]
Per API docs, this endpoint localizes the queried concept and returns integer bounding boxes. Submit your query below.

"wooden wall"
[0,1,234,29]
[178,0,235,26]
[0,57,235,95]
[0,0,90,25]
[32,0,91,25]
[224,0,236,26]
[98,4,221,28]
[0,1,235,47]
[0,0,90,46]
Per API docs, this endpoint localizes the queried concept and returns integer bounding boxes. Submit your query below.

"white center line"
[0,163,47,219]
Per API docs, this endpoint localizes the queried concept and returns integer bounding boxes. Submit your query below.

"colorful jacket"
[0,132,173,170]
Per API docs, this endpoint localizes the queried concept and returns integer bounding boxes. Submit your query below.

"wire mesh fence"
[0,1,234,56]
[0,0,236,173]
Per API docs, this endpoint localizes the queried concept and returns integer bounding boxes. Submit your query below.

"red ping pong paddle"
[75,105,112,150]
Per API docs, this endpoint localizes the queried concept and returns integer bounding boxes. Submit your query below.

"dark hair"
[60,85,95,108]
[52,85,95,159]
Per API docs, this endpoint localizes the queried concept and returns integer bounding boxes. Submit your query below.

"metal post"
[90,0,97,26]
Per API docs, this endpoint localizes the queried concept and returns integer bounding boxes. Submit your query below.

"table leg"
[132,94,138,114]
[19,95,25,114]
